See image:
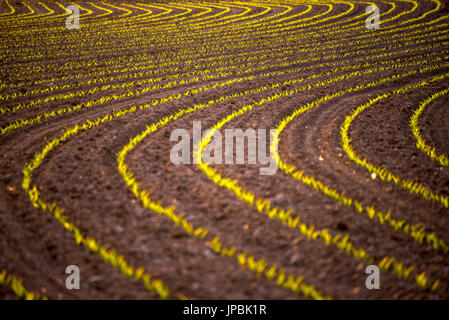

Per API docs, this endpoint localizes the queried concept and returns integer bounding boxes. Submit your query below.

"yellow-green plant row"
[340,82,449,208]
[195,67,449,292]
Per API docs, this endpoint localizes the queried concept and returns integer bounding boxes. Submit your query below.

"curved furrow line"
[3,20,448,133]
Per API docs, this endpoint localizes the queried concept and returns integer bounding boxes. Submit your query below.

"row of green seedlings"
[4,41,445,135]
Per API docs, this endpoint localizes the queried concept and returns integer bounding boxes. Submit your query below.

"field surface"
[1,0,449,300]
